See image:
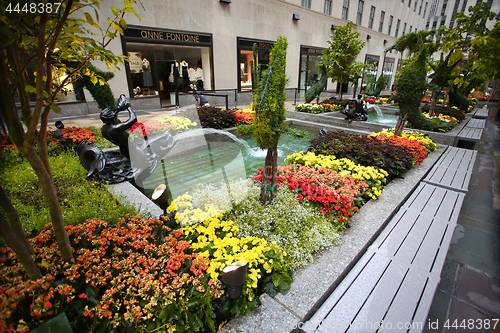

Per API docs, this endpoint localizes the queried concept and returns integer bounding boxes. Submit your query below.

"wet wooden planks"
[303,146,475,333]
[423,146,477,192]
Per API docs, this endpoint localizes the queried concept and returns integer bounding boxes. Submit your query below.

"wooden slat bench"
[466,118,486,128]
[454,126,483,149]
[302,146,475,333]
[473,108,489,119]
[422,146,477,192]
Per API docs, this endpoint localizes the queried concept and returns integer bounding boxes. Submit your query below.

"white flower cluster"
[191,179,253,212]
[192,180,340,269]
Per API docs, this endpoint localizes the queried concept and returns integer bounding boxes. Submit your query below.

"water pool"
[140,128,318,202]
[366,112,399,125]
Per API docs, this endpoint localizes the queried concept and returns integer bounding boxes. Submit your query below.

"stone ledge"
[107,181,162,218]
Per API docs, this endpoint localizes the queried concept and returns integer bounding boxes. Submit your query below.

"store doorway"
[155,60,178,107]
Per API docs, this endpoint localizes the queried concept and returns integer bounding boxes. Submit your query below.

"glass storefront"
[122,27,213,107]
[298,46,325,98]
[362,54,380,95]
[382,57,395,90]
[237,38,274,91]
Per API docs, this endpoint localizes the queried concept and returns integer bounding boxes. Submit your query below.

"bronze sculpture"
[77,94,174,184]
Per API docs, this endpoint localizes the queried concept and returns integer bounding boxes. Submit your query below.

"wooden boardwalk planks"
[423,146,477,192]
[303,144,472,333]
[473,108,489,119]
[466,118,486,128]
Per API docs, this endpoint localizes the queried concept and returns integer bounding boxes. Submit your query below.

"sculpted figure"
[100,95,137,159]
[77,94,175,185]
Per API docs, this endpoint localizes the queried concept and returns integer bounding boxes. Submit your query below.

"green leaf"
[111,6,119,16]
[25,85,36,93]
[272,272,282,287]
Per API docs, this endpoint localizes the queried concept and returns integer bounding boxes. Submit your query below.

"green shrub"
[1,153,137,233]
[72,63,116,110]
[295,103,325,113]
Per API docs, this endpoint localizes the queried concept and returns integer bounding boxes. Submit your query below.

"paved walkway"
[424,112,500,333]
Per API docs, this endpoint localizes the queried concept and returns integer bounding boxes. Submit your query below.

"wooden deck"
[303,147,477,333]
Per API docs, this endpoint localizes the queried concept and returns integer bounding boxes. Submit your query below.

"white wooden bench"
[302,147,476,333]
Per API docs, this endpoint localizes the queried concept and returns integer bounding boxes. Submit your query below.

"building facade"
[57,0,498,115]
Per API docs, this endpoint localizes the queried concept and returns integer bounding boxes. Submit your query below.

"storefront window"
[382,57,395,90]
[362,54,380,95]
[299,46,325,98]
[237,38,273,91]
[123,27,213,107]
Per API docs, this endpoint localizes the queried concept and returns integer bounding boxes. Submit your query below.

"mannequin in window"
[142,58,153,89]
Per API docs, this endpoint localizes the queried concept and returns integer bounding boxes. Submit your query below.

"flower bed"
[253,165,366,229]
[0,217,222,333]
[0,125,439,333]
[197,106,238,129]
[308,130,436,179]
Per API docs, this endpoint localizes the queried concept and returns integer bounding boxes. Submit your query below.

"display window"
[122,27,213,107]
[298,46,325,98]
[382,57,395,90]
[237,38,274,91]
[362,54,380,95]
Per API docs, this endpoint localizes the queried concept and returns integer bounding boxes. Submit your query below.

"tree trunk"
[0,184,34,255]
[394,113,408,136]
[0,213,42,280]
[22,146,73,261]
[429,90,439,117]
[259,146,278,205]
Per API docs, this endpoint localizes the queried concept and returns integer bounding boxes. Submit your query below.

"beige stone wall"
[83,0,430,106]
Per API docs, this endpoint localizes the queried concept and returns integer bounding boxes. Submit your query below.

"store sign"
[238,38,275,50]
[124,27,212,45]
[301,46,324,55]
[140,30,200,43]
[128,52,143,73]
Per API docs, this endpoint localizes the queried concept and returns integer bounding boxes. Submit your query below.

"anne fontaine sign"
[124,27,212,46]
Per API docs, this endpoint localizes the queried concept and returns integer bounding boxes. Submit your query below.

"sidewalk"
[424,113,500,333]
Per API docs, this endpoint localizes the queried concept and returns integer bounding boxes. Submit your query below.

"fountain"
[365,103,399,125]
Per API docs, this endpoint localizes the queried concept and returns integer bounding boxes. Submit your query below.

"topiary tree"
[427,52,461,116]
[373,75,386,97]
[72,63,116,110]
[250,43,261,94]
[392,51,454,135]
[253,36,289,205]
[305,63,328,103]
[321,21,365,100]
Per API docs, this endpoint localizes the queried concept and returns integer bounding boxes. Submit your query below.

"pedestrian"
[193,92,210,107]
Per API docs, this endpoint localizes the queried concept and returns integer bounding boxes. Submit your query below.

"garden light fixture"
[222,260,248,299]
[292,14,300,20]
[367,35,372,39]
[152,184,170,212]
[331,24,337,30]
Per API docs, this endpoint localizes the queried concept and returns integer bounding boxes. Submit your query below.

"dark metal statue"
[340,94,368,123]
[77,94,174,184]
